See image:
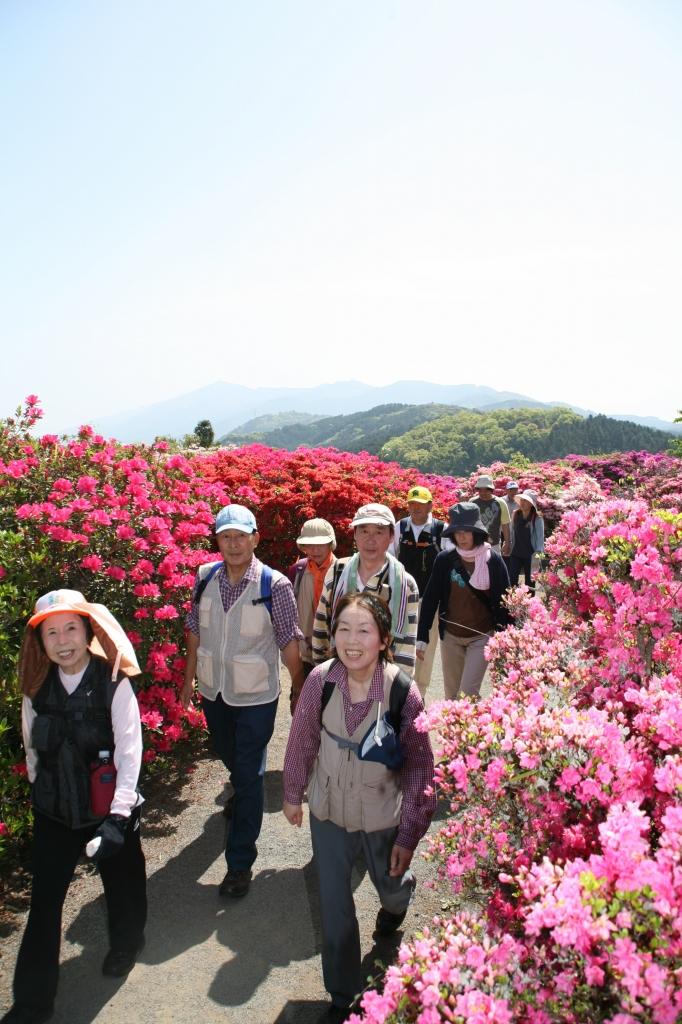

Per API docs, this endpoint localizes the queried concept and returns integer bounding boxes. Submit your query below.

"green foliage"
[222,410,323,438]
[194,419,215,448]
[224,403,462,454]
[669,408,682,457]
[380,407,674,474]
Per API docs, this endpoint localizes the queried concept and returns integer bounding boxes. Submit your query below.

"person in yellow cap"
[2,591,146,1024]
[390,487,445,699]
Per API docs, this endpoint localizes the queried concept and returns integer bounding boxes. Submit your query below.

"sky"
[1,0,681,435]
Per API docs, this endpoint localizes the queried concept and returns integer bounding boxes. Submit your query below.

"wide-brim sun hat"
[442,501,489,539]
[518,489,539,510]
[350,503,396,529]
[215,504,257,535]
[20,589,141,698]
[296,518,337,549]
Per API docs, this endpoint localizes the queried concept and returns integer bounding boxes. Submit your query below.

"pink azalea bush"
[351,488,682,1022]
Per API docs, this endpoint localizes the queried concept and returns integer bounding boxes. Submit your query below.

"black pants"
[12,808,147,1013]
[508,555,533,588]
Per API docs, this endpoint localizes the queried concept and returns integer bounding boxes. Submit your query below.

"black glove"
[90,814,128,863]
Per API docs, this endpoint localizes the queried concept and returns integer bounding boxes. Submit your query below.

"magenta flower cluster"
[350,493,682,1022]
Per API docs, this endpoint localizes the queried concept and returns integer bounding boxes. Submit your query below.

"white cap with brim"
[350,503,396,529]
[20,589,141,698]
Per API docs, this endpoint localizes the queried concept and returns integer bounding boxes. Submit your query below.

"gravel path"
[0,662,457,1024]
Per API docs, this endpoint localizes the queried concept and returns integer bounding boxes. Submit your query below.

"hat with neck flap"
[19,589,141,699]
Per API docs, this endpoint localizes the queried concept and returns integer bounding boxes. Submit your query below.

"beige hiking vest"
[307,663,402,833]
[196,562,281,706]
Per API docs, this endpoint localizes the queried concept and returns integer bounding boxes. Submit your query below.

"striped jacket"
[311,557,419,674]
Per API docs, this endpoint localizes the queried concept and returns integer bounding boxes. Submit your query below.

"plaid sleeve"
[185,572,201,636]
[283,666,325,804]
[271,575,304,650]
[396,683,436,850]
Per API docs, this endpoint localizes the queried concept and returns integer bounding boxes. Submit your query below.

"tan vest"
[196,562,282,706]
[307,663,402,833]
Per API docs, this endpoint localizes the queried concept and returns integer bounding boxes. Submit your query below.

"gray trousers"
[440,629,490,699]
[310,814,415,1009]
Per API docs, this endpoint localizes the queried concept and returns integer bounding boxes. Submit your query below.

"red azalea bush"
[0,400,464,856]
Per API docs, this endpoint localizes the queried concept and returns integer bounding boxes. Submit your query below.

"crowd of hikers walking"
[3,477,543,1024]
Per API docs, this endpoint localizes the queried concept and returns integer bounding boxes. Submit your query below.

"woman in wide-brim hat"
[508,489,545,590]
[3,590,147,1024]
[416,502,510,700]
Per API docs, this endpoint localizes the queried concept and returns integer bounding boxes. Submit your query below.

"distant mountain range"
[82,380,682,443]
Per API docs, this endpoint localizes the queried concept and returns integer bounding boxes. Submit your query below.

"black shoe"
[218,868,252,898]
[102,934,146,977]
[0,1007,54,1024]
[221,794,235,819]
[374,906,407,936]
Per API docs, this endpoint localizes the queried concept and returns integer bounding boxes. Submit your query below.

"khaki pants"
[414,603,439,700]
[440,630,491,699]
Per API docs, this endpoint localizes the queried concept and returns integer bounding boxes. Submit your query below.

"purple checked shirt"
[283,659,436,851]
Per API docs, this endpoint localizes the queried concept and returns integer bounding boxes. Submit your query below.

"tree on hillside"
[670,409,682,457]
[194,419,215,448]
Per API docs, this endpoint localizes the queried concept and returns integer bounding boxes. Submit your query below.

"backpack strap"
[193,560,223,605]
[251,564,274,621]
[387,668,412,732]
[430,519,445,550]
[318,658,338,723]
[292,559,307,599]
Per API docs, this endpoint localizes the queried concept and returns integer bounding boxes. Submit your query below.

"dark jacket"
[31,657,118,829]
[417,547,510,642]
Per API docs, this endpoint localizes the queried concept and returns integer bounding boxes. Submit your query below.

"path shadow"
[55,811,324,1021]
[272,999,332,1023]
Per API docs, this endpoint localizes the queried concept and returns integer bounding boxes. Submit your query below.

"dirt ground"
[0,662,458,1024]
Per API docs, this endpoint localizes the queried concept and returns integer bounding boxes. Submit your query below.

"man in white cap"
[390,486,445,698]
[471,474,511,557]
[289,518,337,699]
[312,503,420,672]
[181,504,304,899]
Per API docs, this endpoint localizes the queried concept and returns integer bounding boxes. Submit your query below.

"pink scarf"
[455,542,491,589]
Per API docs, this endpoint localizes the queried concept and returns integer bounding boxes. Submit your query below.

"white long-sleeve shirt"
[22,664,143,818]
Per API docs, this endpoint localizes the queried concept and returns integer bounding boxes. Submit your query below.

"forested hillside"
[380,407,673,474]
[222,403,460,453]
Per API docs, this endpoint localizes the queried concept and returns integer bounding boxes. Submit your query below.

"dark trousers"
[201,694,278,872]
[13,807,147,1013]
[508,555,533,588]
[310,815,415,1009]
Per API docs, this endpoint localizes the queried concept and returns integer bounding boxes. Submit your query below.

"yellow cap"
[406,486,433,504]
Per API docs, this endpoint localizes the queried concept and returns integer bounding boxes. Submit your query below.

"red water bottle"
[90,750,117,817]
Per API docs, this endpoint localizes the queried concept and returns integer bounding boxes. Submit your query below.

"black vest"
[397,519,444,595]
[31,657,117,829]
